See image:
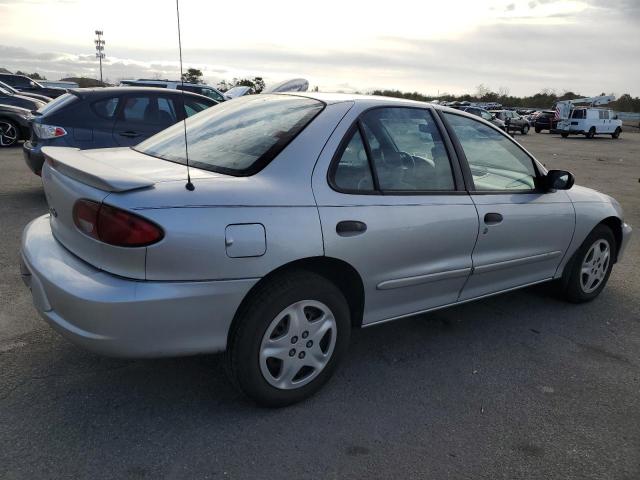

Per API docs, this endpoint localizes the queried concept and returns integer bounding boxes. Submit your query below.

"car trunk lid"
[40,146,206,279]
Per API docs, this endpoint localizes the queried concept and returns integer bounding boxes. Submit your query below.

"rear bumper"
[20,215,258,358]
[22,141,45,174]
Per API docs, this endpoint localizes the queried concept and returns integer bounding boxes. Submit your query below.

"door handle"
[484,212,503,225]
[336,220,367,237]
[119,131,140,138]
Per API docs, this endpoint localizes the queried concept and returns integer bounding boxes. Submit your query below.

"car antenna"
[176,0,194,191]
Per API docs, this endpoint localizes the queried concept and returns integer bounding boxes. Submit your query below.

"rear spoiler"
[42,147,154,192]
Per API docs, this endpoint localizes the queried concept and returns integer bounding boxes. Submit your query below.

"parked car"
[0,83,47,111]
[457,106,506,130]
[554,108,622,139]
[0,104,31,147]
[0,73,67,99]
[23,87,218,175]
[119,79,226,103]
[489,109,530,134]
[0,80,52,103]
[224,85,254,99]
[534,110,558,133]
[20,94,632,407]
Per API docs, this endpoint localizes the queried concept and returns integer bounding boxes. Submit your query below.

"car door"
[312,106,479,325]
[85,95,121,148]
[112,94,178,146]
[441,112,575,300]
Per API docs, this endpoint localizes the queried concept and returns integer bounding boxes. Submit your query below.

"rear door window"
[157,97,178,126]
[360,107,455,191]
[333,129,375,192]
[91,96,120,119]
[122,96,150,121]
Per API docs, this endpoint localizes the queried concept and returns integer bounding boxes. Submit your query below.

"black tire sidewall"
[563,225,617,303]
[228,271,351,407]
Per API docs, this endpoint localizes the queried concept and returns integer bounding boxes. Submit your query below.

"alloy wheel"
[0,121,18,147]
[580,239,610,293]
[259,300,337,390]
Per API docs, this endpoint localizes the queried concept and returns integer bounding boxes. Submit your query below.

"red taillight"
[72,200,163,247]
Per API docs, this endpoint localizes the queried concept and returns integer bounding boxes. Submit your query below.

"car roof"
[280,91,436,108]
[68,86,216,102]
[275,92,492,121]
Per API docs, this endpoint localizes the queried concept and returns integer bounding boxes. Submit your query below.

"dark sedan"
[489,110,530,134]
[534,110,558,133]
[0,105,31,147]
[0,74,67,99]
[0,80,52,104]
[0,83,47,111]
[23,87,217,174]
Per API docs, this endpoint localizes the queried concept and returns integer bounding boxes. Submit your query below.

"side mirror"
[545,169,574,190]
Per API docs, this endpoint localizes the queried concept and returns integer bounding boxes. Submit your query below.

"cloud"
[0,2,638,96]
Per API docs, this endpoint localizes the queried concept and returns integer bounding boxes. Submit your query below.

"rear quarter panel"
[105,100,355,281]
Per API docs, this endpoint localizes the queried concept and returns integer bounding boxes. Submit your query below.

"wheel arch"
[600,216,623,262]
[227,256,366,346]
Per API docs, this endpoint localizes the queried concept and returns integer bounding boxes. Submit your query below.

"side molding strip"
[377,267,471,290]
[473,250,562,274]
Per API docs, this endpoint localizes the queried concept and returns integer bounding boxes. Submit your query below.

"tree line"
[3,66,640,112]
[371,84,640,112]
[181,68,265,93]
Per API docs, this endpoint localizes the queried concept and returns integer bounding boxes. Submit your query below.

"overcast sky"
[1,0,638,96]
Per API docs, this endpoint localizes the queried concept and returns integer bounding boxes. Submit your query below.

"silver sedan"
[21,93,632,406]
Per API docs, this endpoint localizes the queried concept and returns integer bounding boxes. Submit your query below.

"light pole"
[94,30,105,85]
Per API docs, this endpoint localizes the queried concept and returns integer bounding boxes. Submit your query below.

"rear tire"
[0,119,19,148]
[612,127,621,139]
[560,224,616,303]
[521,124,529,135]
[226,270,351,407]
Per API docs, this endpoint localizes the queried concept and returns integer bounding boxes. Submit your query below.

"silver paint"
[21,93,632,358]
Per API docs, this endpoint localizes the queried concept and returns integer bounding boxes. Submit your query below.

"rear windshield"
[135,95,324,176]
[36,93,77,115]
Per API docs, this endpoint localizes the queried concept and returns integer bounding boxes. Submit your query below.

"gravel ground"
[0,131,638,480]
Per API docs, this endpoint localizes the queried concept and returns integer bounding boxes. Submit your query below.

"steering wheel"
[398,152,416,171]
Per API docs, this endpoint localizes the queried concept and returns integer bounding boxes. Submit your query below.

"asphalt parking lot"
[1,132,638,480]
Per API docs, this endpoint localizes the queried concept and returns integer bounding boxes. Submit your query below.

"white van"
[556,108,622,139]
[118,79,225,103]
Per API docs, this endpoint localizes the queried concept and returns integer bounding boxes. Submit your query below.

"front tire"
[612,127,621,139]
[561,224,616,303]
[535,126,541,133]
[226,270,351,407]
[0,119,19,148]
[561,132,569,138]
[521,124,529,135]
[585,126,596,139]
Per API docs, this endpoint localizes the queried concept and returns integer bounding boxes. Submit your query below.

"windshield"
[135,95,324,176]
